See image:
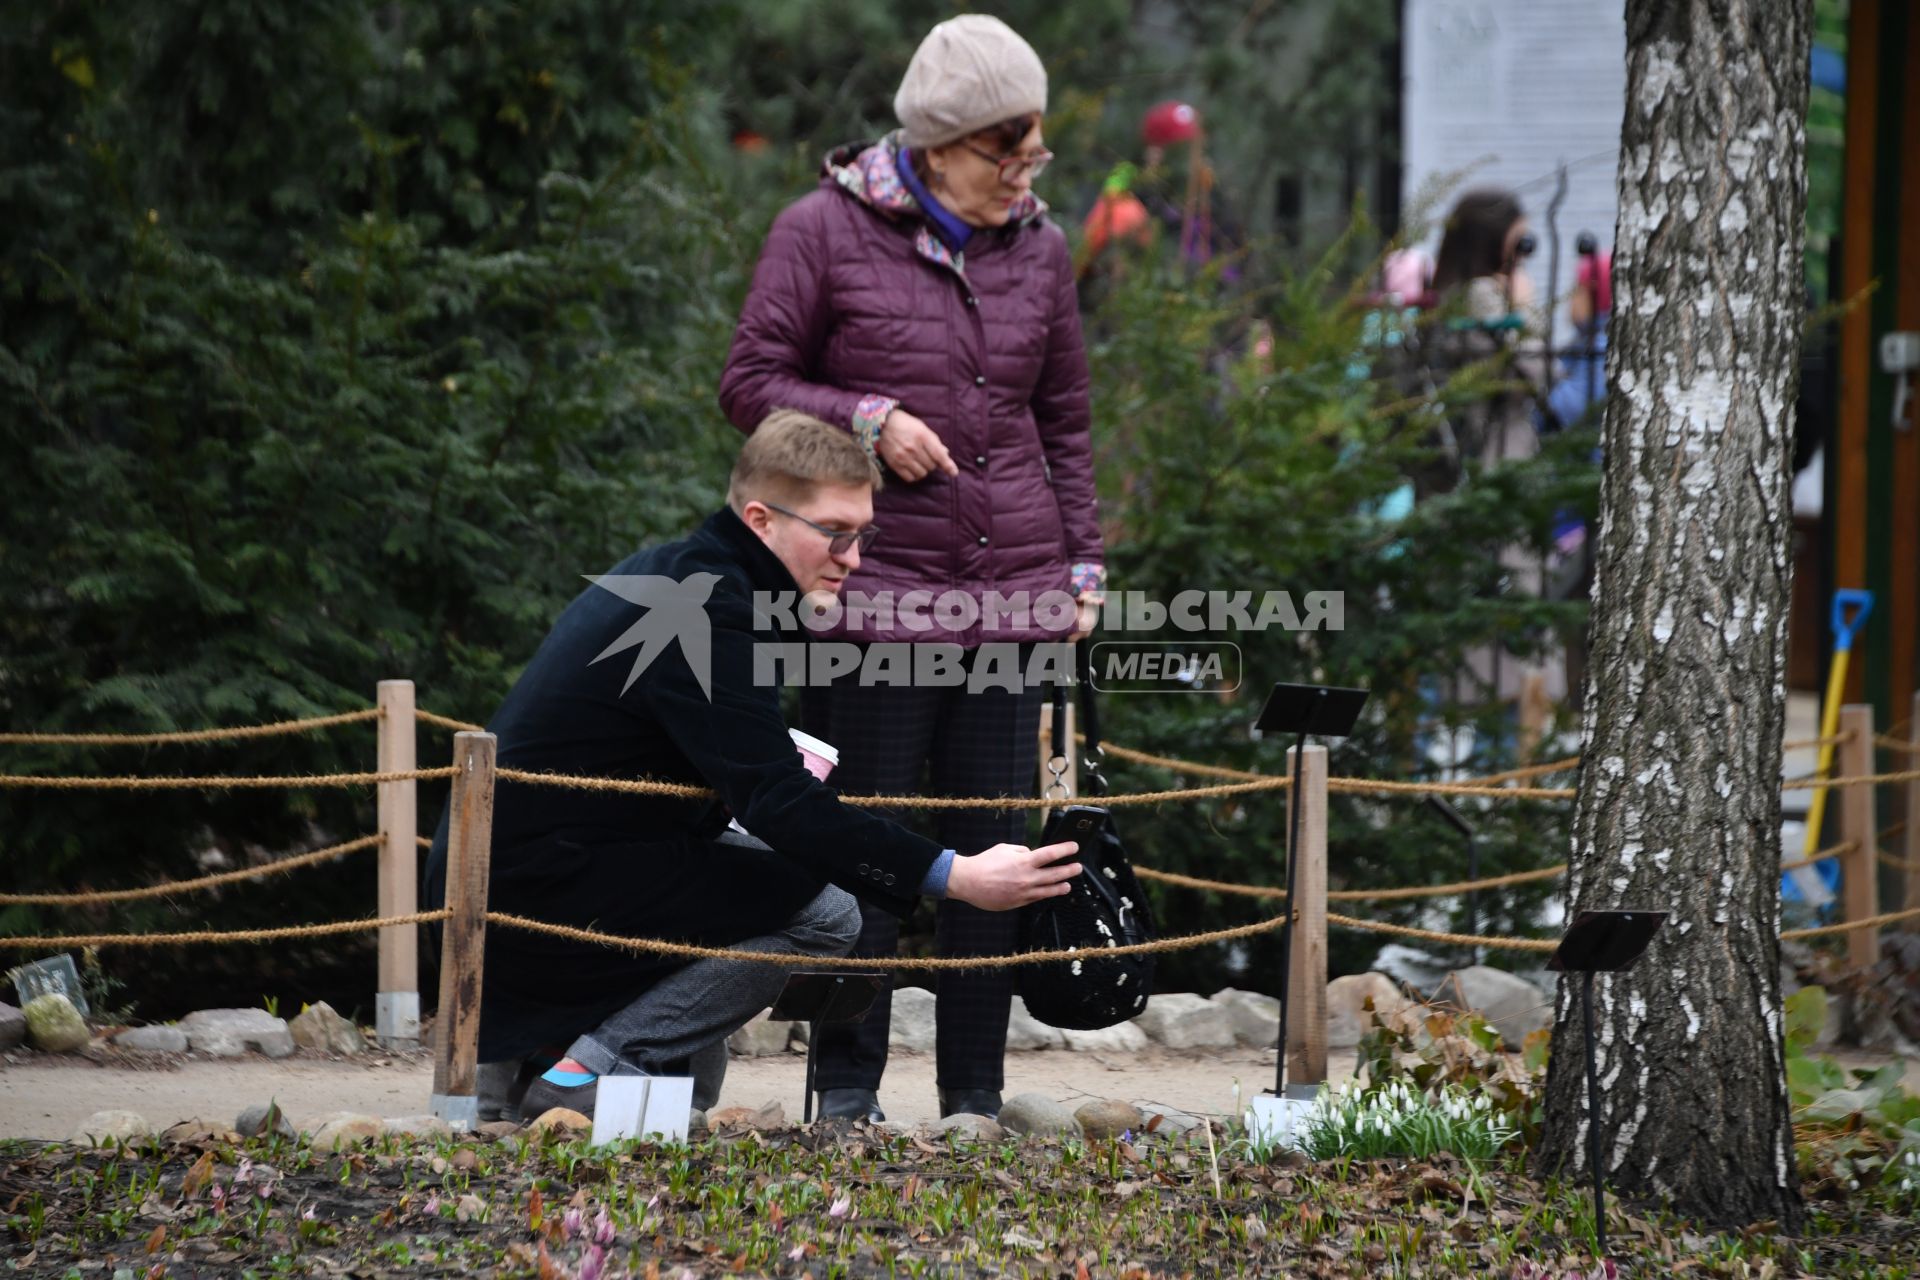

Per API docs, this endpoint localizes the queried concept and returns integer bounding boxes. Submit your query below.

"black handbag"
[1015,649,1159,1030]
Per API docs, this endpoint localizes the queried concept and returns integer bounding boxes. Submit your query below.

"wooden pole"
[1285,742,1329,1087]
[1837,705,1878,969]
[1906,692,1920,930]
[1517,669,1552,758]
[375,680,419,1048]
[430,731,495,1130]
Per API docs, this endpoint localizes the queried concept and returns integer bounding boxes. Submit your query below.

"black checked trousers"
[804,647,1046,1094]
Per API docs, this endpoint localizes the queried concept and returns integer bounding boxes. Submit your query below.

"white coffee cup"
[787,728,840,781]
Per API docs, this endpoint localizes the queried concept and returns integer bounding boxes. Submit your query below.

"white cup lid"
[787,728,840,765]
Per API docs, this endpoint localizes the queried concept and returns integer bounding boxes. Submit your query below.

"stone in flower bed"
[114,1024,190,1054]
[24,994,90,1053]
[179,1008,295,1058]
[0,1001,27,1051]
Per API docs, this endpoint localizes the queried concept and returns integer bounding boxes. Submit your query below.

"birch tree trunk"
[1535,0,1809,1228]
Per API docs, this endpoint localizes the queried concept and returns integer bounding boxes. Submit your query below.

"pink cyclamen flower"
[563,1206,585,1241]
[594,1207,615,1247]
[787,1244,808,1261]
[424,1193,442,1216]
[301,1203,317,1222]
[827,1195,852,1220]
[577,1245,607,1280]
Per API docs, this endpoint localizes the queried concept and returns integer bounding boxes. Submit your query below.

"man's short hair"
[728,410,883,511]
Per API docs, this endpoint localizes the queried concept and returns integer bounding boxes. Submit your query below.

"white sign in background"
[1403,0,1627,336]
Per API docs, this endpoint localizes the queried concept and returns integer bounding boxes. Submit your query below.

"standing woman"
[719,15,1101,1121]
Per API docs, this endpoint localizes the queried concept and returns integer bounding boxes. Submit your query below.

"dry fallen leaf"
[179,1151,215,1201]
[144,1224,166,1256]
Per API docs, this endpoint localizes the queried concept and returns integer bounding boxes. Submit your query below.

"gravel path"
[0,1044,1358,1140]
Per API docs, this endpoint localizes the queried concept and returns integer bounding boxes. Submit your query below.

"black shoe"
[818,1087,885,1122]
[517,1072,599,1123]
[481,1050,565,1122]
[938,1089,1002,1120]
[476,1060,523,1123]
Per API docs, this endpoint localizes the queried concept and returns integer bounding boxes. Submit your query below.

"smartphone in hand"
[1039,805,1107,868]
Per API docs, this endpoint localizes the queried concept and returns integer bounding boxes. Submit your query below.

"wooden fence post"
[1286,742,1329,1087]
[1906,692,1920,931]
[1837,704,1878,969]
[376,679,419,1048]
[430,731,495,1131]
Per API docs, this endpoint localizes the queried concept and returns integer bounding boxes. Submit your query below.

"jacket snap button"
[977,535,989,546]
[857,863,870,875]
[975,454,987,466]
[973,375,986,386]
[884,873,897,886]
[966,295,978,306]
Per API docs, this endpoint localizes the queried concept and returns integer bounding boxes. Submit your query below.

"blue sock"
[539,1065,597,1088]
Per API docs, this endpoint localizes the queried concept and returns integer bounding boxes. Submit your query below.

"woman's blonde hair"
[727,409,883,511]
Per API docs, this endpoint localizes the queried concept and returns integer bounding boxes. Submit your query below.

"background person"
[717,14,1102,1124]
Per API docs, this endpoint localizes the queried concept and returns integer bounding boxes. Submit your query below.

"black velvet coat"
[424,507,942,1061]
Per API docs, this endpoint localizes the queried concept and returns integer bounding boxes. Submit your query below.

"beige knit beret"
[893,15,1048,149]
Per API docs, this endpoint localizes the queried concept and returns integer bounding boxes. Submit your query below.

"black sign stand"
[1255,682,1370,1098]
[769,972,885,1124]
[1549,909,1666,1263]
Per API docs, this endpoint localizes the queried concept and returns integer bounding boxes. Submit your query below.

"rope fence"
[0,767,456,791]
[0,911,452,950]
[0,709,380,747]
[7,900,1916,961]
[484,910,1297,969]
[4,685,1917,1120]
[1132,863,1572,903]
[1779,842,1858,873]
[416,710,484,734]
[1877,847,1920,874]
[9,763,1908,802]
[0,834,383,905]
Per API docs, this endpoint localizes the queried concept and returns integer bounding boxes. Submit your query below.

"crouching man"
[423,410,1079,1121]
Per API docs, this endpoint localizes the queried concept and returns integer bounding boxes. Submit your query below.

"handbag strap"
[1048,643,1107,797]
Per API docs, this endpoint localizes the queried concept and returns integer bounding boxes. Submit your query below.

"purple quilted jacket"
[719,138,1102,646]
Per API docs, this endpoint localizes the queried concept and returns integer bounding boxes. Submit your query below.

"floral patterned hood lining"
[823,133,1047,277]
